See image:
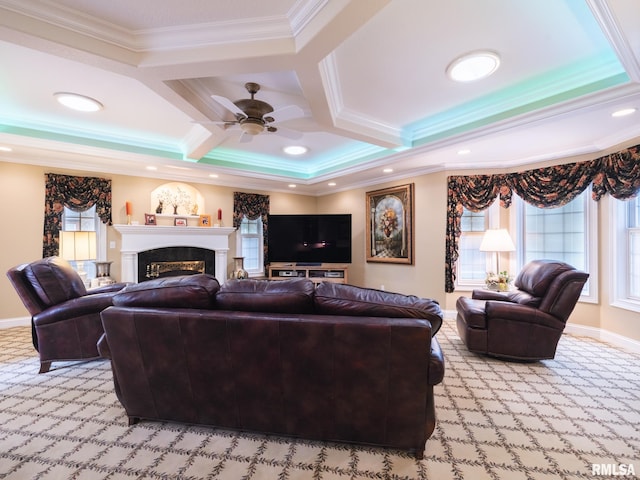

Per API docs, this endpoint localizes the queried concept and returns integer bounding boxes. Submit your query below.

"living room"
[0,1,639,478]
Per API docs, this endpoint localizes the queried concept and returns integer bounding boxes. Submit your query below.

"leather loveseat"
[98,275,444,458]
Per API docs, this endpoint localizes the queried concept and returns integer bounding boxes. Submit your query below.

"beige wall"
[2,159,639,344]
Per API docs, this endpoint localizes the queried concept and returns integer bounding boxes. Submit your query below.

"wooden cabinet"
[267,263,348,284]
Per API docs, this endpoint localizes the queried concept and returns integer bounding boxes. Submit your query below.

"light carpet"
[0,319,638,480]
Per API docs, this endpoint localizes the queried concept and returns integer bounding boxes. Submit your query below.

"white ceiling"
[0,0,639,196]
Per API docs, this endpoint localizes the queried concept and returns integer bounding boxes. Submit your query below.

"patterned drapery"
[233,192,270,265]
[445,144,640,292]
[43,173,113,258]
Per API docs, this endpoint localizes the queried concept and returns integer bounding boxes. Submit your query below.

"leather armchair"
[456,259,589,361]
[7,256,128,373]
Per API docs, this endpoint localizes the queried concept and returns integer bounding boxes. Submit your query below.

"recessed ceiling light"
[283,145,308,155]
[0,146,12,152]
[328,182,337,187]
[288,184,297,188]
[611,108,637,117]
[146,166,158,171]
[209,173,219,178]
[54,92,103,112]
[447,50,500,82]
[457,149,471,155]
[383,168,394,173]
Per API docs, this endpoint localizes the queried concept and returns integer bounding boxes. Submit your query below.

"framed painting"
[366,183,414,264]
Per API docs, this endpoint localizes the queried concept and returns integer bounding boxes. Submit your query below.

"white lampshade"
[59,231,97,261]
[479,229,515,253]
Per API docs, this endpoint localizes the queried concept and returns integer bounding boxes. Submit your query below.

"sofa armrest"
[472,289,512,301]
[485,301,566,330]
[428,337,444,385]
[32,292,118,326]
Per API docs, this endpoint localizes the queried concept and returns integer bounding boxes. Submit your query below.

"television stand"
[268,263,349,284]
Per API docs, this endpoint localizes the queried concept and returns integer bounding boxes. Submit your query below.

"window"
[456,205,499,288]
[237,216,263,276]
[612,196,640,311]
[516,188,597,302]
[62,205,103,281]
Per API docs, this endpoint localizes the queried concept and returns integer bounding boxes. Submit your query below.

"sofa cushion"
[314,282,443,334]
[113,274,219,309]
[215,278,315,313]
[24,256,87,307]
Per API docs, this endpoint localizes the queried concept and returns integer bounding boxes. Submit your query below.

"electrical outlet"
[109,241,116,249]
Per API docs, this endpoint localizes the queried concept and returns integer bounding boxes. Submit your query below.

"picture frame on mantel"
[198,214,212,227]
[174,217,187,227]
[366,183,414,264]
[144,213,156,226]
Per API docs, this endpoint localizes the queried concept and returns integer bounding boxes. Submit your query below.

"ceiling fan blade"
[238,131,253,143]
[192,120,235,126]
[267,105,304,124]
[211,95,247,119]
[274,127,304,140]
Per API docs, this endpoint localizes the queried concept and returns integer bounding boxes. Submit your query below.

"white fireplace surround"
[112,224,235,283]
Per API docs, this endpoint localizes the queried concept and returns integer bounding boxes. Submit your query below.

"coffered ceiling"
[0,0,639,195]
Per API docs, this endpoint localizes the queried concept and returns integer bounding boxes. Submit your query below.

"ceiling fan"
[209,82,304,141]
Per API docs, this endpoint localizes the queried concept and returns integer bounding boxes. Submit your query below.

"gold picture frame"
[366,183,414,264]
[198,214,212,227]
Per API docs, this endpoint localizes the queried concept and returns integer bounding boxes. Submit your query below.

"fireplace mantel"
[112,224,235,283]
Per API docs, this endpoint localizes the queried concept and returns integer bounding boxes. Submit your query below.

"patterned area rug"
[0,319,638,479]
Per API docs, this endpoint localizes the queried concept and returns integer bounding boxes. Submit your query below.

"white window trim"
[514,191,598,304]
[455,202,500,291]
[235,217,264,277]
[610,197,640,313]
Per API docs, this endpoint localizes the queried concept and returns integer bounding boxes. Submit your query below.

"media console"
[267,263,349,284]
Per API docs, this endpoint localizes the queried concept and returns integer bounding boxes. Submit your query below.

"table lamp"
[479,228,515,275]
[59,231,97,285]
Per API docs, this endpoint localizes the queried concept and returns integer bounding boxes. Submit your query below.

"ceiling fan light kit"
[240,118,265,135]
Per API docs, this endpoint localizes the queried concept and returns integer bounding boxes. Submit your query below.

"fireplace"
[113,224,235,283]
[138,247,215,282]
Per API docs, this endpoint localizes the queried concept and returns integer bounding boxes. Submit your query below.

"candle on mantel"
[125,201,132,215]
[217,208,222,221]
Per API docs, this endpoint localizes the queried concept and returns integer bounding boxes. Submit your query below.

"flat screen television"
[267,214,352,264]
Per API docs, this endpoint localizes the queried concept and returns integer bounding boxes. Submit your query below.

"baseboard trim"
[564,323,640,354]
[0,316,30,329]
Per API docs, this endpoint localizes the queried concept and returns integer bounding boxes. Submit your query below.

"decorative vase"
[230,257,248,279]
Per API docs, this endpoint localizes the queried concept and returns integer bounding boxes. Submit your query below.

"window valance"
[445,144,640,292]
[43,173,112,258]
[233,191,270,265]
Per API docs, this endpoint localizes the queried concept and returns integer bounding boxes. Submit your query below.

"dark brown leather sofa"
[98,275,444,458]
[6,256,128,373]
[456,259,589,361]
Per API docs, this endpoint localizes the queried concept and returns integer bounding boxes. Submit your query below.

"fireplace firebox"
[137,247,215,283]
